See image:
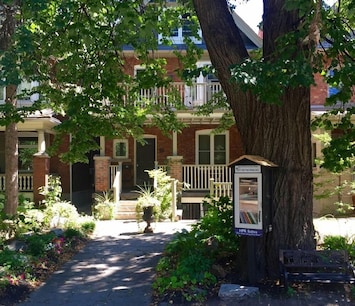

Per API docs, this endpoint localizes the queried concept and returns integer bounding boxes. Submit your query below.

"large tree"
[1,0,353,279]
[192,0,354,278]
[0,1,21,215]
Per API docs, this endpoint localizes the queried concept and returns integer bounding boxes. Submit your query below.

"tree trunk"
[5,85,19,215]
[193,0,315,279]
[1,2,20,215]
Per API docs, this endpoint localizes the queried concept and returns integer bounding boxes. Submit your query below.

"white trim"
[230,11,262,48]
[113,139,129,159]
[195,129,229,165]
[158,12,202,45]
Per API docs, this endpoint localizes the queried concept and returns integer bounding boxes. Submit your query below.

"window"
[196,131,228,165]
[19,137,37,171]
[0,80,39,104]
[159,13,202,45]
[113,139,128,159]
[134,66,154,101]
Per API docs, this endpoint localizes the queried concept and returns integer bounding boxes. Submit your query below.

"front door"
[136,138,156,186]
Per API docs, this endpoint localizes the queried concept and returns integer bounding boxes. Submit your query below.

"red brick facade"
[33,154,50,204]
[93,156,111,192]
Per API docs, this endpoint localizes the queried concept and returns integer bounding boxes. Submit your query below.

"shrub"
[43,201,80,228]
[92,191,116,220]
[153,196,240,303]
[25,232,56,257]
[321,235,355,263]
[38,175,62,207]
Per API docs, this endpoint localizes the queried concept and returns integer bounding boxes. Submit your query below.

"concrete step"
[116,200,137,220]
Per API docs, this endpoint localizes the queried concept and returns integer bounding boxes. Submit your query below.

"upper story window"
[0,81,39,106]
[196,130,229,165]
[159,13,202,45]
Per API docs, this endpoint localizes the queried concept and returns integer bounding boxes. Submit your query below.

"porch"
[125,82,225,109]
[108,163,233,219]
[0,173,34,200]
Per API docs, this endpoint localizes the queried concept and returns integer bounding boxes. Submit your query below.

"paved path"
[18,217,355,306]
[19,220,195,306]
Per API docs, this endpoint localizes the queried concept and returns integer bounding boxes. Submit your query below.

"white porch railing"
[182,164,232,190]
[0,174,33,192]
[128,82,224,108]
[209,178,233,199]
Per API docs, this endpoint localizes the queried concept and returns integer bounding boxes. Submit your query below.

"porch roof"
[145,110,227,124]
[0,109,61,133]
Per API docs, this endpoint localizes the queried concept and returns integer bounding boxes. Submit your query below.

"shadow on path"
[19,222,178,306]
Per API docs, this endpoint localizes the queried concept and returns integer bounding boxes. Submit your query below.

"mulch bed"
[0,237,88,306]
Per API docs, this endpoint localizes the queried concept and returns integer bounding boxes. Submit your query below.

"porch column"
[33,153,50,204]
[167,156,183,182]
[37,130,46,154]
[99,136,105,156]
[94,155,111,192]
[172,131,178,156]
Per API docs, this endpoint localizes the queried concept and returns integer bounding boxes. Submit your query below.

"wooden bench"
[279,249,355,289]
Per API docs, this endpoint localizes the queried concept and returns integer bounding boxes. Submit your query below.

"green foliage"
[135,184,160,222]
[0,0,202,163]
[153,196,239,303]
[312,110,354,173]
[313,168,355,215]
[43,201,80,228]
[0,248,29,275]
[92,191,116,220]
[78,219,96,236]
[39,176,63,207]
[64,228,83,239]
[25,232,56,257]
[321,235,355,263]
[148,169,173,220]
[135,169,175,222]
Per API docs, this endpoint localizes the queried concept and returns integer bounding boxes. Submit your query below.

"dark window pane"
[199,135,210,150]
[199,152,210,164]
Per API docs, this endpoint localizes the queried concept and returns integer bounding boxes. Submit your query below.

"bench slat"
[279,249,355,289]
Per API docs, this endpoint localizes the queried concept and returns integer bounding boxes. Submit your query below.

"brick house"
[0,10,353,217]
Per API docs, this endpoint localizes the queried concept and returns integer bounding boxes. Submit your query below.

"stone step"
[116,200,137,220]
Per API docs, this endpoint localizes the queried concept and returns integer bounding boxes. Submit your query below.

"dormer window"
[159,13,202,45]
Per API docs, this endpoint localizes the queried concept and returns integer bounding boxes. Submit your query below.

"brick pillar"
[33,153,50,204]
[94,156,111,192]
[167,156,183,182]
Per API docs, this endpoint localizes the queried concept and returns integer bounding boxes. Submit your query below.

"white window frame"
[158,13,202,45]
[195,130,229,165]
[0,80,39,104]
[113,139,128,159]
[18,132,38,171]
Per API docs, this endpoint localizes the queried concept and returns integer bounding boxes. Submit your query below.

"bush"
[153,196,240,303]
[321,235,355,263]
[43,201,80,228]
[92,191,116,220]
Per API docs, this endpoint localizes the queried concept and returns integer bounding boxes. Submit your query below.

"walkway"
[18,217,355,306]
[19,220,196,306]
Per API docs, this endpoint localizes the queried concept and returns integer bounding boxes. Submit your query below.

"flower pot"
[143,206,154,233]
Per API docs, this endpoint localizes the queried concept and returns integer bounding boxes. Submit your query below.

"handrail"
[0,174,33,192]
[182,164,232,190]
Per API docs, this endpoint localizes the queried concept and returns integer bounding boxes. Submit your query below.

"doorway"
[136,137,156,186]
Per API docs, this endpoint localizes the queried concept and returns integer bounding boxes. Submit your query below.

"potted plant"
[135,185,160,233]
